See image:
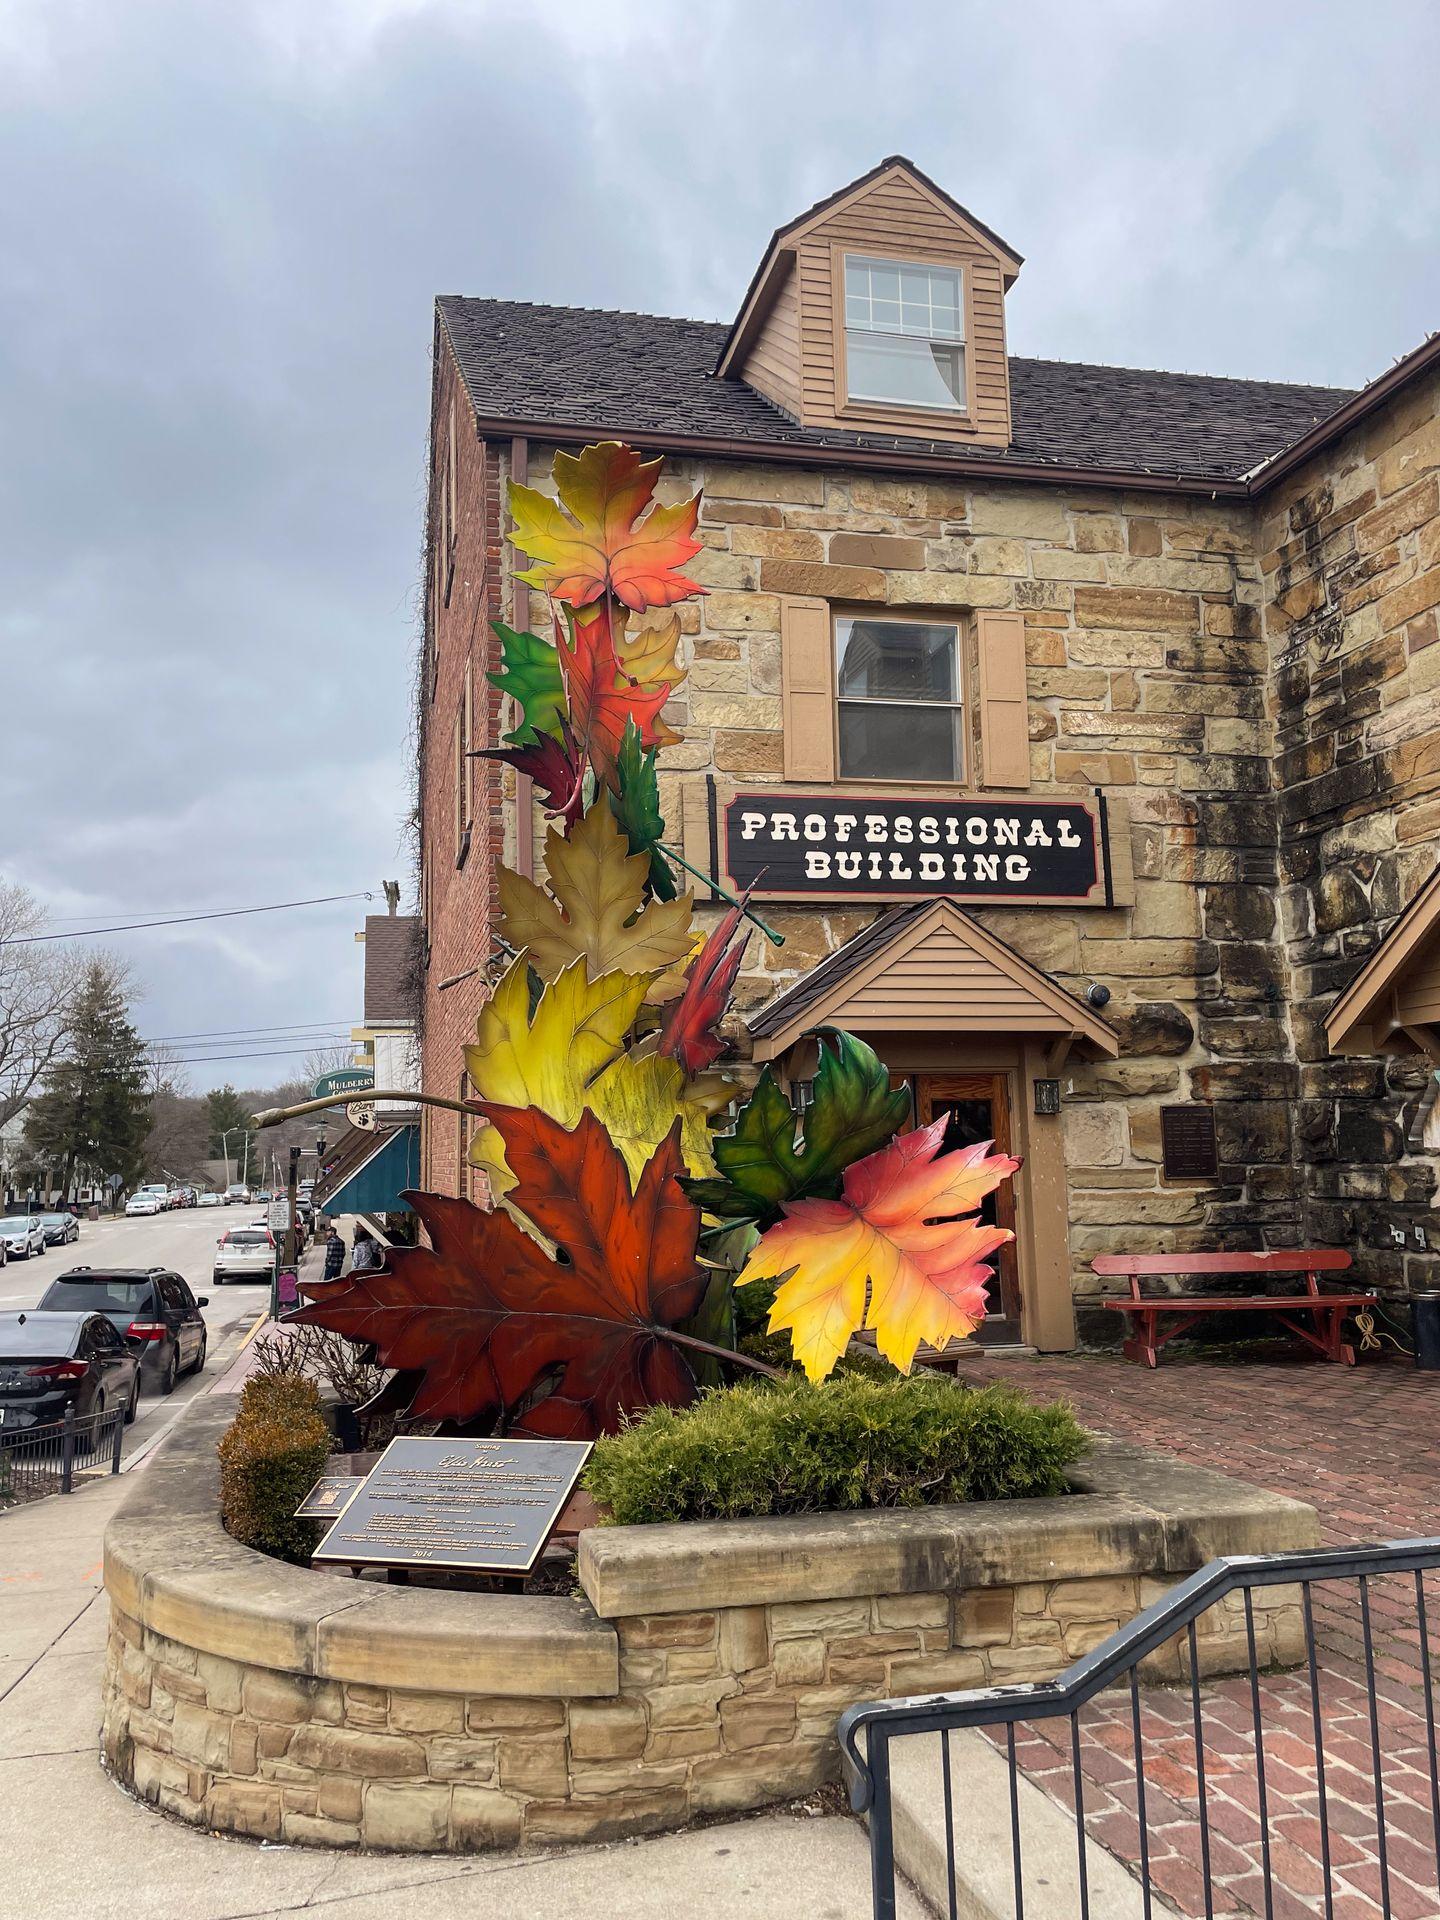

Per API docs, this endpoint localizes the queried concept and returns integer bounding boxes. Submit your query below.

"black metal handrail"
[0,1402,126,1505]
[840,1536,1440,1920]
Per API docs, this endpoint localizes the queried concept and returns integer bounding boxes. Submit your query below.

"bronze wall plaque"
[310,1435,593,1575]
[1160,1104,1219,1179]
[294,1472,363,1520]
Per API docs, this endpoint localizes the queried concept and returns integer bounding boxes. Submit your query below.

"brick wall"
[416,338,506,1198]
[1262,363,1440,1290]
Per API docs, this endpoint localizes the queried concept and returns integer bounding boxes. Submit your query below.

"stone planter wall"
[103,1401,1317,1852]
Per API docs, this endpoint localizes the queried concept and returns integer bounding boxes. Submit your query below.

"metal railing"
[0,1402,125,1507]
[840,1538,1440,1920]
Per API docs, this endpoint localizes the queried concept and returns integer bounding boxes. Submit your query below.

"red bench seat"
[1093,1251,1376,1368]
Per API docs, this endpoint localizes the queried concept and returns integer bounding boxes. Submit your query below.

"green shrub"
[585,1374,1088,1525]
[218,1374,333,1564]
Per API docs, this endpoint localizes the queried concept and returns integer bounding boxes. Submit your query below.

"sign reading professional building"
[723,793,1108,905]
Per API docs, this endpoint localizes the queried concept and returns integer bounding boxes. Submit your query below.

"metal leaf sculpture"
[736,1120,1020,1382]
[292,1106,705,1436]
[287,440,1022,1427]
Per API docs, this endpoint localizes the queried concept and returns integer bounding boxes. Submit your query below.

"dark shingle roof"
[362,915,419,1024]
[437,297,1355,485]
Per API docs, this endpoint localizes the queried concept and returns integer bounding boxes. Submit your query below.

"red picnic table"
[1094,1250,1377,1369]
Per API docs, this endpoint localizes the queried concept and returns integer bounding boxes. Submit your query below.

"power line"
[4,890,374,945]
[158,1043,362,1069]
[156,1038,350,1060]
[144,1019,353,1044]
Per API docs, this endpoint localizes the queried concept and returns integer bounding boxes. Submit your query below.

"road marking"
[236,1309,269,1353]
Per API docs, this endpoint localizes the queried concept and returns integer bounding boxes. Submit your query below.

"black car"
[0,1310,140,1435]
[37,1212,81,1248]
[37,1267,209,1396]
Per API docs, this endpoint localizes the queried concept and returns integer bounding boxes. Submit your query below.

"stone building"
[415,156,1440,1350]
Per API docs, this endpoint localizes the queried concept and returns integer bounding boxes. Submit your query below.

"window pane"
[837,619,957,701]
[900,269,929,305]
[838,703,961,781]
[871,265,900,303]
[845,259,867,299]
[846,332,964,409]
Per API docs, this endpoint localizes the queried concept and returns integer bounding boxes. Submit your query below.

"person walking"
[349,1226,382,1274]
[322,1224,345,1282]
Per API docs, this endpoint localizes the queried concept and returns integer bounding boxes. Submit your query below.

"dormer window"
[843,254,965,412]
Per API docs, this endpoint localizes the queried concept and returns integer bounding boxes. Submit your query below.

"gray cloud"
[3,0,1438,1079]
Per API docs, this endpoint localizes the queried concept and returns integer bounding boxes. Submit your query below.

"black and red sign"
[722,792,1107,905]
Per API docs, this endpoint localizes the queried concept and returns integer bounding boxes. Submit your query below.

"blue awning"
[325,1125,419,1217]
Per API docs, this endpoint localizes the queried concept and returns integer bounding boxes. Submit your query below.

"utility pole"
[283,1143,301,1270]
[220,1128,234,1191]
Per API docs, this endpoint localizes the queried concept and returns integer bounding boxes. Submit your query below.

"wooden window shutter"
[975,610,1030,789]
[780,596,835,782]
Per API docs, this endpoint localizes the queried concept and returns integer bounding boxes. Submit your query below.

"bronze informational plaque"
[294,1472,363,1521]
[1160,1104,1219,1179]
[310,1436,593,1575]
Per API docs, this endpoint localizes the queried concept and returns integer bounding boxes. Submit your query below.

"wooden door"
[912,1072,1022,1343]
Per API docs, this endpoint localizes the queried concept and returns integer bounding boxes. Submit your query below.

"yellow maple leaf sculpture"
[465,955,717,1201]
[497,798,694,989]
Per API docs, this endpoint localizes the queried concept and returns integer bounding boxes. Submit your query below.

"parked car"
[37,1212,80,1248]
[255,1190,273,1204]
[0,1310,140,1434]
[213,1227,275,1284]
[0,1216,47,1259]
[224,1184,251,1206]
[37,1267,208,1393]
[197,1191,222,1209]
[125,1193,163,1218]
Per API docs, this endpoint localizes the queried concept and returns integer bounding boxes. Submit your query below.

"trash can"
[1414,1291,1440,1371]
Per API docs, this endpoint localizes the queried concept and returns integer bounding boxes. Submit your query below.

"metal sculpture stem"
[251,1089,473,1128]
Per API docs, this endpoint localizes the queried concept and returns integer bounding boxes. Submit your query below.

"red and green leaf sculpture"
[293,1105,705,1435]
[293,439,1022,1431]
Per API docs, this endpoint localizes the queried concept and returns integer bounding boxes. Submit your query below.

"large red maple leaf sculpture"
[290,1105,705,1437]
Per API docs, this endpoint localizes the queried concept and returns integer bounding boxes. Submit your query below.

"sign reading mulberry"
[723,793,1108,905]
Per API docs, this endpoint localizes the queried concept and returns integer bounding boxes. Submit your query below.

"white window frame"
[834,611,966,784]
[842,253,967,414]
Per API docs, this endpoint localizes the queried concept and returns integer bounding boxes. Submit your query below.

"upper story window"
[836,615,964,782]
[843,255,965,412]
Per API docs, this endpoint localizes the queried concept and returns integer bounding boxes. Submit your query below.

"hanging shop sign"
[312,1068,374,1101]
[721,792,1110,906]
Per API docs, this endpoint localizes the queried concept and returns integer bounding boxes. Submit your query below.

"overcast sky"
[3,0,1438,1090]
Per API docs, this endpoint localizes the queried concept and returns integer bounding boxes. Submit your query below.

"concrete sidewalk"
[0,1391,920,1920]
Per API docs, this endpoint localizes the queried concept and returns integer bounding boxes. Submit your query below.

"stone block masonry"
[102,1401,1314,1853]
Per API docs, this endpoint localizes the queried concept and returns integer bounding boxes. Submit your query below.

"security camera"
[1086,982,1111,1008]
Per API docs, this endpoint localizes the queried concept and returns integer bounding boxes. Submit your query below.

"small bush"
[218,1374,333,1564]
[585,1374,1088,1526]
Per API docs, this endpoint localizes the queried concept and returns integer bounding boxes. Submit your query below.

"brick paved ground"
[968,1350,1440,1920]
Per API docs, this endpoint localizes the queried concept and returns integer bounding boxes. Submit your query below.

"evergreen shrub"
[218,1374,332,1564]
[585,1374,1087,1525]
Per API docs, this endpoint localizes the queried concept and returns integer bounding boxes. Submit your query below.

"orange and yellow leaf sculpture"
[736,1121,1020,1382]
[508,441,705,611]
[296,438,1022,1430]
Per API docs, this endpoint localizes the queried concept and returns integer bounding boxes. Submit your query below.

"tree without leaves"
[19,956,151,1199]
[0,879,86,1134]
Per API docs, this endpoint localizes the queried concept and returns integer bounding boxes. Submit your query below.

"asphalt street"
[0,1206,270,1459]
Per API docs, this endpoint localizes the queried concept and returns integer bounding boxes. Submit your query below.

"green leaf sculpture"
[680,1030,912,1229]
[608,718,677,901]
[487,620,566,745]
